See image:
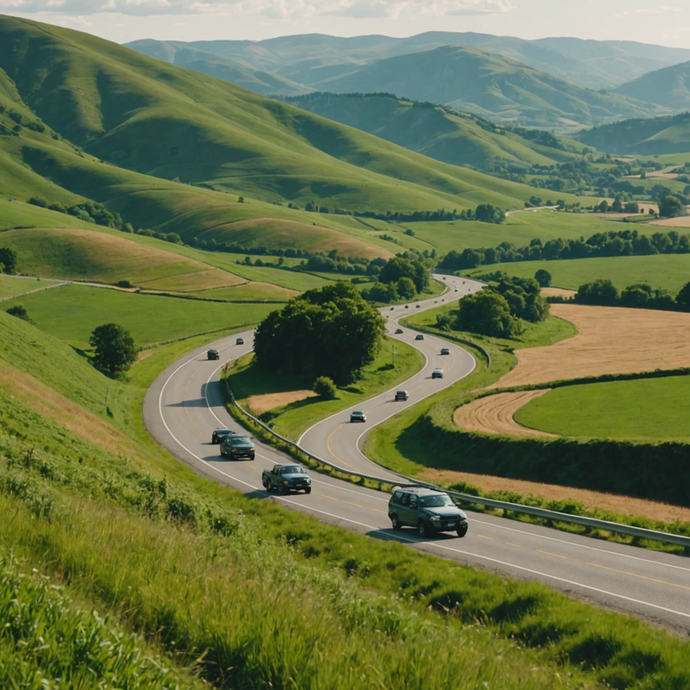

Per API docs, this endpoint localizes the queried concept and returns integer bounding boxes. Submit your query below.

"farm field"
[489,303,690,389]
[0,275,54,300]
[406,211,640,254]
[2,284,274,349]
[466,252,690,292]
[514,376,690,442]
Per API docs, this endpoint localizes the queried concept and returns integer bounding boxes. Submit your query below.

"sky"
[2,0,690,47]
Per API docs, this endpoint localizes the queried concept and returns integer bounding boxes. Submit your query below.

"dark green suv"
[388,487,468,537]
[220,434,255,460]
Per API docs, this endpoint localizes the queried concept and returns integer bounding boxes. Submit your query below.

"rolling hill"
[614,60,690,112]
[310,45,665,129]
[576,112,690,155]
[283,92,584,171]
[0,13,576,261]
[129,32,690,93]
[125,39,312,97]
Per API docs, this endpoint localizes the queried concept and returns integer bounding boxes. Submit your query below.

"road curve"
[144,275,690,634]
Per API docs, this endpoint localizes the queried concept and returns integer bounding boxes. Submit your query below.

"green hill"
[0,15,577,258]
[577,112,690,155]
[614,60,690,112]
[124,39,312,97]
[312,45,665,130]
[283,92,584,171]
[147,32,690,92]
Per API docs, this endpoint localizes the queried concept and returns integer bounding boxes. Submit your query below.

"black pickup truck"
[262,464,312,494]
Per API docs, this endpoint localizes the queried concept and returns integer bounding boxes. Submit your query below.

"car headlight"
[283,480,289,485]
[250,447,255,452]
[429,516,440,522]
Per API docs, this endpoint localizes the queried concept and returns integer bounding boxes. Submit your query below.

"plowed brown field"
[453,390,555,438]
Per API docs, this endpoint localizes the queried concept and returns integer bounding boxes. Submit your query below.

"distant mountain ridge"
[126,32,690,92]
[613,60,690,112]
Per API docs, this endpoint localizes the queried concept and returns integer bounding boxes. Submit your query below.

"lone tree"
[89,323,138,377]
[658,195,686,219]
[534,269,552,288]
[6,304,32,323]
[254,282,385,385]
[0,247,18,274]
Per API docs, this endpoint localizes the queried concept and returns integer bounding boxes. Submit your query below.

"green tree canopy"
[0,247,18,274]
[454,291,523,338]
[576,279,618,306]
[6,304,32,323]
[534,269,552,287]
[676,281,690,311]
[378,257,429,294]
[254,283,385,384]
[89,323,138,378]
[658,195,686,219]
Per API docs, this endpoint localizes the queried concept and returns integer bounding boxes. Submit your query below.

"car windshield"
[233,436,252,445]
[283,465,305,474]
[420,495,454,508]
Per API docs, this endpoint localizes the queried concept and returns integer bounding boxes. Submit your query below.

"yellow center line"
[537,550,568,560]
[345,501,361,508]
[326,424,355,470]
[371,508,387,514]
[587,562,690,591]
[476,534,495,541]
[321,494,339,501]
[183,362,207,439]
[506,542,520,547]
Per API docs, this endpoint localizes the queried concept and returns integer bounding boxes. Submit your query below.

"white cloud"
[0,0,515,17]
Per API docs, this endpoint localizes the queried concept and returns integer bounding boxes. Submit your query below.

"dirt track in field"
[247,390,317,416]
[453,302,690,438]
[453,390,556,438]
[419,468,690,524]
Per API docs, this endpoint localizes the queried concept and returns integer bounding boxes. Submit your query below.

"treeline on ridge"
[438,228,690,271]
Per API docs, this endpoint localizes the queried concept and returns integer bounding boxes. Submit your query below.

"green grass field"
[0,275,51,299]
[228,337,424,440]
[515,376,690,442]
[2,284,274,348]
[465,252,690,292]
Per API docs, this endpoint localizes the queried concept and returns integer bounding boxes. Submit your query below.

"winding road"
[144,274,690,634]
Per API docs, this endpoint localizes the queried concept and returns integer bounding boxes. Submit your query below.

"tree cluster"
[28,198,128,231]
[89,323,138,378]
[0,247,17,274]
[450,276,549,338]
[361,256,430,303]
[438,228,690,271]
[253,283,386,385]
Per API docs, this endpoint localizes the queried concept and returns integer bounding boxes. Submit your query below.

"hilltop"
[577,112,690,155]
[614,60,690,112]
[283,92,584,171]
[310,45,665,130]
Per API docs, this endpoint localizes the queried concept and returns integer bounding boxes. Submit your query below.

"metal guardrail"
[225,381,690,550]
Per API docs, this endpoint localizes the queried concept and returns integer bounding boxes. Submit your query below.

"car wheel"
[266,480,273,492]
[305,487,311,494]
[249,454,255,461]
[391,514,402,530]
[457,525,468,538]
[280,485,289,494]
[417,520,428,537]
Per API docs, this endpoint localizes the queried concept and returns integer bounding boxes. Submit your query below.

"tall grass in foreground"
[1,390,690,689]
[0,551,204,689]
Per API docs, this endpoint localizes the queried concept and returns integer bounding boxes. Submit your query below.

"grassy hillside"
[303,45,665,130]
[125,39,312,96]
[0,14,558,223]
[283,92,584,171]
[160,32,690,92]
[614,60,690,112]
[577,112,690,155]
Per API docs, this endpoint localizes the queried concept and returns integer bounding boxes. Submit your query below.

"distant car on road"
[390,307,395,310]
[236,337,244,345]
[395,328,403,334]
[220,434,255,460]
[440,348,450,355]
[388,486,468,537]
[405,305,409,309]
[350,410,367,423]
[395,390,409,401]
[212,428,235,444]
[415,334,424,341]
[416,304,421,308]
[432,368,444,379]
[207,349,220,360]
[262,464,311,494]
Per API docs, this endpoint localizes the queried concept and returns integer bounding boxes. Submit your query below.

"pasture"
[514,376,690,442]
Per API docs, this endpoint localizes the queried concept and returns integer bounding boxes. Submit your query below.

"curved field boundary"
[453,389,556,438]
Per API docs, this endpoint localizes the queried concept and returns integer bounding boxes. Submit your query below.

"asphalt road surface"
[144,274,690,634]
